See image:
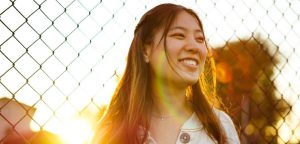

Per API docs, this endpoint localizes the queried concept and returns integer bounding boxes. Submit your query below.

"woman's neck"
[151,81,192,119]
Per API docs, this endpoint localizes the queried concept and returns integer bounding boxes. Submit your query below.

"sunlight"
[0,0,299,143]
[60,118,93,144]
[31,116,93,144]
[278,121,292,143]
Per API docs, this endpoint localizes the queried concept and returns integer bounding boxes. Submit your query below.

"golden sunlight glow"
[278,121,292,143]
[31,117,93,144]
[59,119,93,144]
[0,0,299,144]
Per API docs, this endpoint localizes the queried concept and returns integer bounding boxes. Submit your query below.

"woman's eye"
[196,37,205,43]
[171,33,185,39]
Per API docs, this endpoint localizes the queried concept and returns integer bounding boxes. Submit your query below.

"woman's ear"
[143,44,151,63]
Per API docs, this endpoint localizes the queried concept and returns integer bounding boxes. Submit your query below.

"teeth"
[182,59,197,66]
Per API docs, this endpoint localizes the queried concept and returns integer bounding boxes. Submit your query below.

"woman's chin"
[186,79,199,85]
[181,76,199,86]
[182,73,200,85]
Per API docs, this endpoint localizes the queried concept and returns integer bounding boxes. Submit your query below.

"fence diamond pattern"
[0,0,300,143]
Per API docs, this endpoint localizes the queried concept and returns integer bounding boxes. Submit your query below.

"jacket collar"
[180,112,203,131]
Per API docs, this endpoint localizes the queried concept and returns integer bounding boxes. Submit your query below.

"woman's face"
[145,11,208,86]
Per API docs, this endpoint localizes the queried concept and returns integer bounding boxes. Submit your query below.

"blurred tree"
[212,36,290,144]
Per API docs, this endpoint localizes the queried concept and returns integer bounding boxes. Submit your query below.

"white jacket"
[144,109,240,144]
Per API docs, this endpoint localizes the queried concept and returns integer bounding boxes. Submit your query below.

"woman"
[91,3,239,144]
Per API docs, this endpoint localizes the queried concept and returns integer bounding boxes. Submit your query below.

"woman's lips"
[179,58,199,69]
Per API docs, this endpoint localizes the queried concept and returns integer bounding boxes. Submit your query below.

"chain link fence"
[0,0,299,143]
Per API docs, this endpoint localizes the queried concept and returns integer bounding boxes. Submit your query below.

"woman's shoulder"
[213,108,240,144]
[213,108,234,124]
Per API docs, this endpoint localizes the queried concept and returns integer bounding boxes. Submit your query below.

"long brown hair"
[92,3,227,144]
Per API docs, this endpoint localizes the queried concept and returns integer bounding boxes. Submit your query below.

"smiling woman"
[90,3,240,144]
[144,11,208,87]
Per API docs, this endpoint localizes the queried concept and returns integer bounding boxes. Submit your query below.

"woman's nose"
[184,37,201,53]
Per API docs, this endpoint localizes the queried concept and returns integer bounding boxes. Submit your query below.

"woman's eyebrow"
[169,26,203,33]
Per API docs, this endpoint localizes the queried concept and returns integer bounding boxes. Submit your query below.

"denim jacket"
[143,109,240,144]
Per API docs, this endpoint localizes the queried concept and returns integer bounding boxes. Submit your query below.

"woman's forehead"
[170,11,202,32]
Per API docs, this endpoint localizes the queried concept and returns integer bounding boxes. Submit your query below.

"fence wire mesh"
[0,0,299,143]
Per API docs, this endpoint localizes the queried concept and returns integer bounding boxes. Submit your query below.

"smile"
[179,58,199,68]
[182,59,197,66]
